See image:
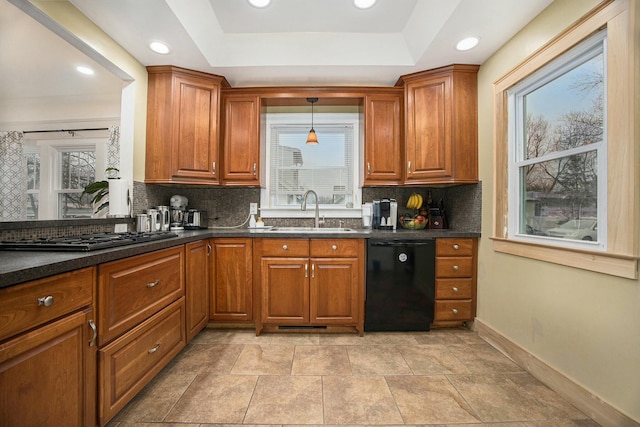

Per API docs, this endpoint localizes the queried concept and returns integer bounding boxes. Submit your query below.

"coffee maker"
[372,198,398,230]
[169,195,188,230]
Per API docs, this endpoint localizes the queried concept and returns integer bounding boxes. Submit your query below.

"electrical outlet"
[249,203,258,215]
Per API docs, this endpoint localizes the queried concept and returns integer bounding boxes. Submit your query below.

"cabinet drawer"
[435,278,472,299]
[99,298,186,425]
[434,300,472,321]
[98,246,184,345]
[436,257,473,278]
[259,239,309,257]
[0,267,94,342]
[436,238,474,256]
[310,239,361,257]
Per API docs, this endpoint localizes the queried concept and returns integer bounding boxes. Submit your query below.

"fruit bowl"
[399,215,427,230]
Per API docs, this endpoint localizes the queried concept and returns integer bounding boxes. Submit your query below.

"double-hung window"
[507,30,607,251]
[260,112,361,218]
[493,0,639,279]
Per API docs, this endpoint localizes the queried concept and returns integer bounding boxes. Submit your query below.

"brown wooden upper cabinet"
[363,91,403,185]
[220,93,261,186]
[146,66,229,184]
[396,64,479,184]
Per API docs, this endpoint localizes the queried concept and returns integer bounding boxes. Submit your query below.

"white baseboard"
[473,318,639,427]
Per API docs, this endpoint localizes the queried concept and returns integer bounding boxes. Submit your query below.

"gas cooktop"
[0,231,178,252]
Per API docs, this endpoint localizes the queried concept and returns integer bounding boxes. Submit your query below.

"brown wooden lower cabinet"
[255,238,364,336]
[433,238,477,326]
[186,240,211,341]
[0,268,97,427]
[210,238,253,322]
[98,298,186,425]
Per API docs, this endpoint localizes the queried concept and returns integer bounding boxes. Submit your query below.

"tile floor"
[107,327,599,427]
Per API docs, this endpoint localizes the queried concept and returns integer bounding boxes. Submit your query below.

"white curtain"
[0,131,27,220]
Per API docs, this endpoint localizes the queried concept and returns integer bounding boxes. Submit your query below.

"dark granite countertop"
[0,228,479,289]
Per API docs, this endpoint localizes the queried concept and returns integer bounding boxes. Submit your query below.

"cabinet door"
[0,308,96,427]
[260,258,309,324]
[221,94,260,185]
[310,258,359,324]
[186,240,210,341]
[210,238,253,321]
[405,73,453,181]
[364,93,403,185]
[171,74,220,181]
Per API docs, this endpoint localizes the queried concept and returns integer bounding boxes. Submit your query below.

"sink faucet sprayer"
[301,190,322,228]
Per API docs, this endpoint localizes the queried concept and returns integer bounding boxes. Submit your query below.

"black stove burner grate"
[0,231,178,252]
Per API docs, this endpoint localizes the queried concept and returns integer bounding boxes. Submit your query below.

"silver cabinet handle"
[332,245,337,250]
[207,243,212,256]
[37,295,54,307]
[453,265,459,271]
[452,287,459,293]
[453,244,459,250]
[452,308,459,315]
[311,264,315,278]
[407,161,412,173]
[253,163,257,176]
[282,244,288,250]
[212,162,216,174]
[305,263,308,278]
[147,280,160,288]
[88,320,97,347]
[148,343,161,354]
[367,162,371,175]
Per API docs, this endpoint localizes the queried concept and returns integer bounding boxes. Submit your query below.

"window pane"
[520,150,598,240]
[26,152,40,190]
[58,192,93,219]
[26,194,38,220]
[270,124,353,207]
[60,150,95,189]
[523,53,604,159]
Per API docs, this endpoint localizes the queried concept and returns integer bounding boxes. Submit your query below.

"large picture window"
[507,30,607,250]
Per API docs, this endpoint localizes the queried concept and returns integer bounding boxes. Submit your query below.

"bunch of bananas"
[406,193,423,210]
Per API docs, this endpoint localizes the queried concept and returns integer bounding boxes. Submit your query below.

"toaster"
[184,210,208,229]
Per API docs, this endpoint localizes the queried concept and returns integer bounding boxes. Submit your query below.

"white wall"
[477,0,640,422]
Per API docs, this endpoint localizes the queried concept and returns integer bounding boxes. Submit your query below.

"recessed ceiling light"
[456,37,479,51]
[354,0,376,9]
[149,41,171,55]
[76,66,94,75]
[248,0,270,7]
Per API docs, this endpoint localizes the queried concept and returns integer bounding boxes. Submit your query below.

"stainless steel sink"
[265,227,357,233]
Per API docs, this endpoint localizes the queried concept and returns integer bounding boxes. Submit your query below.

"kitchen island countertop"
[0,228,479,289]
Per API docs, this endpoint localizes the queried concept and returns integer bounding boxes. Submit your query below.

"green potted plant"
[83,167,119,215]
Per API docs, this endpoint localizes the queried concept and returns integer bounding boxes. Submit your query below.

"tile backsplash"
[1,182,481,240]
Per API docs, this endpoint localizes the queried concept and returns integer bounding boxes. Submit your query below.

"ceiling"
[1,0,553,128]
[68,0,553,87]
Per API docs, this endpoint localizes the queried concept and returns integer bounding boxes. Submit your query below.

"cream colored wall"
[477,0,640,422]
[31,0,148,183]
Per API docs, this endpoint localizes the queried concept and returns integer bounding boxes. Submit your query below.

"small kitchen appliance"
[372,198,398,230]
[156,206,171,231]
[184,210,208,229]
[361,203,373,228]
[169,195,188,230]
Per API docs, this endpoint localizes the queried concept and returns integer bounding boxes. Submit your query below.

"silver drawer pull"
[147,280,160,288]
[148,343,161,354]
[282,245,288,250]
[367,162,371,175]
[452,308,459,315]
[452,287,459,292]
[37,295,54,307]
[453,265,459,271]
[453,244,459,250]
[332,245,337,250]
[311,264,315,278]
[212,162,216,174]
[89,320,97,347]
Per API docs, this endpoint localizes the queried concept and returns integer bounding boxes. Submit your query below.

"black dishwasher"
[365,239,435,331]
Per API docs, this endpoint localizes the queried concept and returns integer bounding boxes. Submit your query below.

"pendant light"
[306,97,319,145]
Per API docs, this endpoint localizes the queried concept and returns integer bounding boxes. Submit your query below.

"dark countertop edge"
[0,228,480,289]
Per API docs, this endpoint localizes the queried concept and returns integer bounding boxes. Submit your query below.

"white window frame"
[491,0,639,279]
[506,30,607,252]
[260,112,362,219]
